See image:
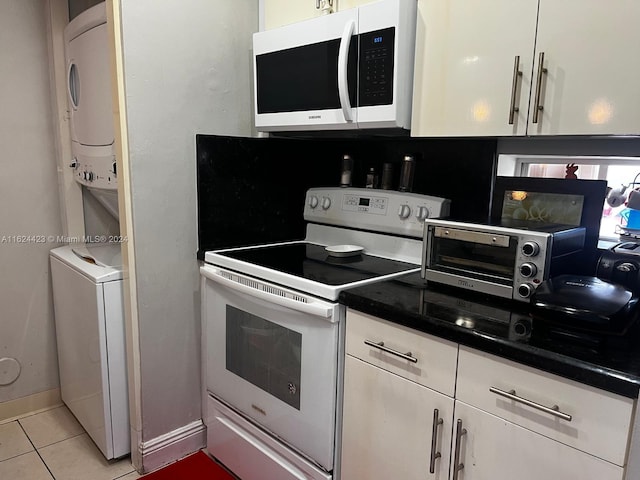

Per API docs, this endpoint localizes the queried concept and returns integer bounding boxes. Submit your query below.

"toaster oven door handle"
[338,20,355,123]
[489,386,572,421]
[200,265,335,320]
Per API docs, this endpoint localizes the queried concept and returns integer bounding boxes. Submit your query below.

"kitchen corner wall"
[115,0,257,471]
[0,2,64,412]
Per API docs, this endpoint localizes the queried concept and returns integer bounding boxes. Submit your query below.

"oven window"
[433,237,517,284]
[226,306,302,410]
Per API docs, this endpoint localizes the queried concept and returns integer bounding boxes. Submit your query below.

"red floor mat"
[142,451,236,480]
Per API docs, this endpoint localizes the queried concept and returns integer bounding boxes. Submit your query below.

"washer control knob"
[517,283,535,298]
[522,241,540,257]
[416,206,430,221]
[309,195,319,209]
[398,204,411,219]
[87,171,94,182]
[321,196,331,210]
[519,262,537,278]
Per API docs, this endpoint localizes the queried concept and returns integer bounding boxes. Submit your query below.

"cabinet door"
[529,0,640,135]
[451,401,624,480]
[341,355,453,480]
[263,0,322,29]
[412,0,538,137]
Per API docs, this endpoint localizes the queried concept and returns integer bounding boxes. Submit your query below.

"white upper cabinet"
[530,0,640,136]
[263,0,376,30]
[413,0,538,137]
[412,0,640,137]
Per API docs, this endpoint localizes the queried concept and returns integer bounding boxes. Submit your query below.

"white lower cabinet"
[341,310,457,479]
[452,401,624,480]
[341,355,454,479]
[340,310,635,480]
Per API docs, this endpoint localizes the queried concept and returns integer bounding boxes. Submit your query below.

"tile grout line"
[16,420,58,480]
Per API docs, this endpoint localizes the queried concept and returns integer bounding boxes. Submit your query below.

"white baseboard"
[138,419,206,473]
[0,388,62,423]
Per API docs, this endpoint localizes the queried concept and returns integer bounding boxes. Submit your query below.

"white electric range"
[200,187,450,480]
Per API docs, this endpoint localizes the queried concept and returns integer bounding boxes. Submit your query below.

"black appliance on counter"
[530,274,639,334]
[490,176,609,273]
[529,242,640,334]
[597,242,640,294]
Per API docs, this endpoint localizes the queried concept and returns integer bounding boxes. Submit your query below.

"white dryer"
[64,2,119,219]
[65,1,113,148]
[50,243,129,459]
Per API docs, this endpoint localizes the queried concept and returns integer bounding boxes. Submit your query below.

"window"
[497,155,640,241]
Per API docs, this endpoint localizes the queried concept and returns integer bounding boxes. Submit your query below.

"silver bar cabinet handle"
[363,340,418,363]
[429,409,443,474]
[452,419,467,480]
[489,386,572,421]
[532,51,548,124]
[508,55,522,125]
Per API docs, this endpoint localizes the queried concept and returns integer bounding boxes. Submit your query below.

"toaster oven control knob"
[517,283,535,298]
[416,206,430,221]
[398,204,411,219]
[519,262,537,278]
[521,241,540,257]
[308,195,319,209]
[321,196,331,210]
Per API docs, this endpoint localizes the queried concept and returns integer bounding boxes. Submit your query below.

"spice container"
[381,163,394,190]
[340,154,353,187]
[365,167,378,189]
[398,155,415,192]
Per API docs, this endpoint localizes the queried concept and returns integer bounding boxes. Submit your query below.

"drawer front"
[346,310,458,396]
[456,346,635,466]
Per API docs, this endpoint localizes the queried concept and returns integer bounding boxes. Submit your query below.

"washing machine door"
[64,4,114,147]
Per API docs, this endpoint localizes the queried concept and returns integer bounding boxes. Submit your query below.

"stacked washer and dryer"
[49,2,129,460]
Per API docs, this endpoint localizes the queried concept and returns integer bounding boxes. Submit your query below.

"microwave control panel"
[359,27,395,107]
[304,187,451,238]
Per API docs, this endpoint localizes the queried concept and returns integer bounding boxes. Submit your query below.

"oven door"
[201,265,342,471]
[423,226,518,299]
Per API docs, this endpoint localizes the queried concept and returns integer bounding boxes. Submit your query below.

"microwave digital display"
[359,198,371,207]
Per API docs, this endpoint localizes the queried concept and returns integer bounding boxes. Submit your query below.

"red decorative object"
[565,163,579,179]
[141,451,237,480]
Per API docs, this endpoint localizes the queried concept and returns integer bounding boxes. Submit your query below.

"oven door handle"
[200,265,335,320]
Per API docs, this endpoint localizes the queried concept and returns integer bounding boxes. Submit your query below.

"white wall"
[116,0,257,469]
[0,2,63,407]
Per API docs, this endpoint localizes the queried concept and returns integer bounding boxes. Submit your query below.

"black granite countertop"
[339,272,640,399]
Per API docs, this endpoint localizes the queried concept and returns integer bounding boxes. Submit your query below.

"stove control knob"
[308,195,319,209]
[398,204,411,219]
[519,262,537,278]
[321,196,331,210]
[416,206,430,221]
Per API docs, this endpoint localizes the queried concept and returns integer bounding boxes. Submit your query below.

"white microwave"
[253,0,417,132]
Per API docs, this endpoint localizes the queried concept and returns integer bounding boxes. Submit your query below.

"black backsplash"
[196,135,497,258]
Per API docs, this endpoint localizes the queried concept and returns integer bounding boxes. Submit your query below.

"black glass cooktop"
[217,242,419,286]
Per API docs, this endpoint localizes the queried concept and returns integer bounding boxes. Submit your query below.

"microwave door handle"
[338,20,355,122]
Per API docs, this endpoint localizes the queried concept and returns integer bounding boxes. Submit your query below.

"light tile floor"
[0,405,141,480]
